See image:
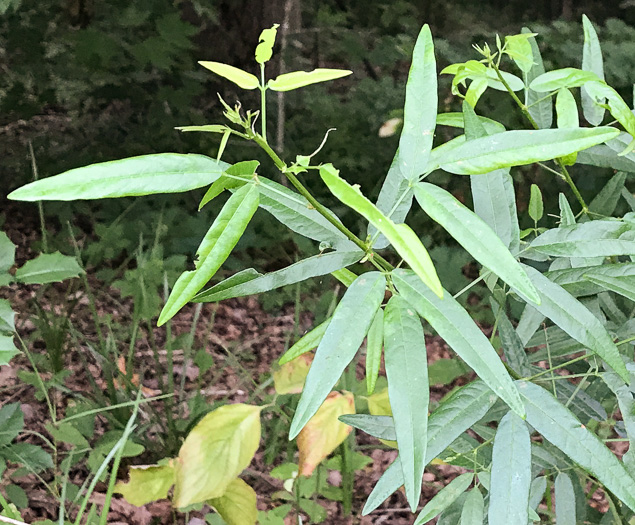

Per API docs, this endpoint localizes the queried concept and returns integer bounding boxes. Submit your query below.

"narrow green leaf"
[278,317,330,365]
[200,161,259,210]
[371,24,437,249]
[15,253,83,284]
[289,273,386,438]
[518,380,635,512]
[460,488,484,525]
[578,133,635,172]
[529,68,600,92]
[198,61,259,89]
[436,112,505,134]
[8,154,229,201]
[529,476,547,512]
[331,268,357,287]
[517,264,629,382]
[383,295,429,511]
[339,414,396,441]
[463,102,520,253]
[556,88,579,165]
[529,220,635,257]
[581,15,606,126]
[584,273,635,302]
[522,27,553,129]
[393,269,525,418]
[602,369,635,473]
[255,24,279,64]
[158,184,259,326]
[623,187,635,210]
[175,124,227,133]
[492,301,532,376]
[588,172,627,216]
[414,473,474,524]
[488,412,531,525]
[193,250,363,302]
[439,127,618,175]
[554,473,576,525]
[559,194,576,226]
[585,81,635,139]
[528,184,544,222]
[547,262,635,297]
[268,69,352,91]
[414,182,539,303]
[366,309,384,395]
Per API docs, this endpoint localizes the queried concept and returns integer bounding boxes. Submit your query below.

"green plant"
[7,16,635,525]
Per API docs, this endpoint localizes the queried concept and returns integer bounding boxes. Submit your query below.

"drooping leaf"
[371,24,437,249]
[0,232,15,273]
[413,473,474,525]
[585,81,635,138]
[584,273,635,302]
[413,182,538,303]
[158,184,259,325]
[439,127,618,175]
[522,27,553,129]
[556,88,579,165]
[15,252,83,285]
[517,264,629,382]
[554,472,576,525]
[8,154,229,201]
[255,24,279,64]
[174,403,262,508]
[297,391,354,476]
[268,69,352,91]
[320,165,442,297]
[208,478,258,525]
[588,172,627,216]
[383,295,429,511]
[114,462,175,507]
[529,68,600,92]
[581,15,606,126]
[460,488,484,525]
[488,412,531,525]
[199,161,259,210]
[289,273,385,438]
[393,270,525,418]
[338,414,396,441]
[279,318,330,365]
[366,309,384,395]
[528,184,544,222]
[518,380,635,512]
[198,61,259,89]
[193,250,363,302]
[547,263,635,297]
[273,354,312,395]
[492,301,532,376]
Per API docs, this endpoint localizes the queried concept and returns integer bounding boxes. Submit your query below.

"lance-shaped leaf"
[194,250,363,303]
[463,102,520,253]
[268,69,352,91]
[528,184,544,222]
[517,264,628,382]
[279,318,330,365]
[529,220,635,257]
[383,295,429,511]
[8,154,230,202]
[273,354,312,395]
[589,172,627,217]
[208,478,258,525]
[436,112,505,133]
[488,412,531,525]
[371,24,437,249]
[460,488,484,525]
[320,165,442,297]
[393,269,525,417]
[556,88,579,165]
[114,462,175,507]
[199,161,259,210]
[176,124,227,134]
[547,262,635,297]
[439,127,619,175]
[289,272,385,438]
[413,182,539,303]
[366,309,384,395]
[331,268,357,287]
[492,301,532,376]
[255,24,279,64]
[518,380,635,512]
[581,15,606,126]
[529,68,600,92]
[174,403,262,508]
[584,273,635,302]
[339,414,396,441]
[554,473,576,525]
[158,184,259,326]
[602,369,635,472]
[414,473,474,525]
[577,144,635,172]
[297,391,354,476]
[198,61,259,89]
[15,253,83,285]
[522,27,553,129]
[585,81,635,138]
[363,380,496,514]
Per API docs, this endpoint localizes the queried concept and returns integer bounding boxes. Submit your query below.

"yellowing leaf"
[268,69,353,91]
[114,461,175,507]
[198,61,260,90]
[208,478,258,525]
[367,388,397,448]
[174,403,262,508]
[255,24,279,64]
[273,354,312,395]
[297,392,355,476]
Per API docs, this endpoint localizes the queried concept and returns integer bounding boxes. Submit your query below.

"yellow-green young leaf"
[504,34,535,73]
[8,154,230,202]
[208,478,258,525]
[268,69,352,91]
[278,318,330,365]
[255,24,279,64]
[114,462,175,507]
[365,309,384,395]
[581,15,606,126]
[176,125,227,133]
[297,391,355,476]
[198,61,259,90]
[158,184,259,326]
[585,81,635,139]
[273,354,312,395]
[319,164,442,298]
[556,88,579,165]
[413,183,539,304]
[528,184,543,222]
[174,403,262,508]
[529,68,600,92]
[331,268,357,287]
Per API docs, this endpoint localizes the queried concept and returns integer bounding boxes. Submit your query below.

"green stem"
[260,64,267,141]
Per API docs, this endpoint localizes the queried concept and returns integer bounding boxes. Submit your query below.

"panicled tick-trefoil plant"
[7,18,635,524]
